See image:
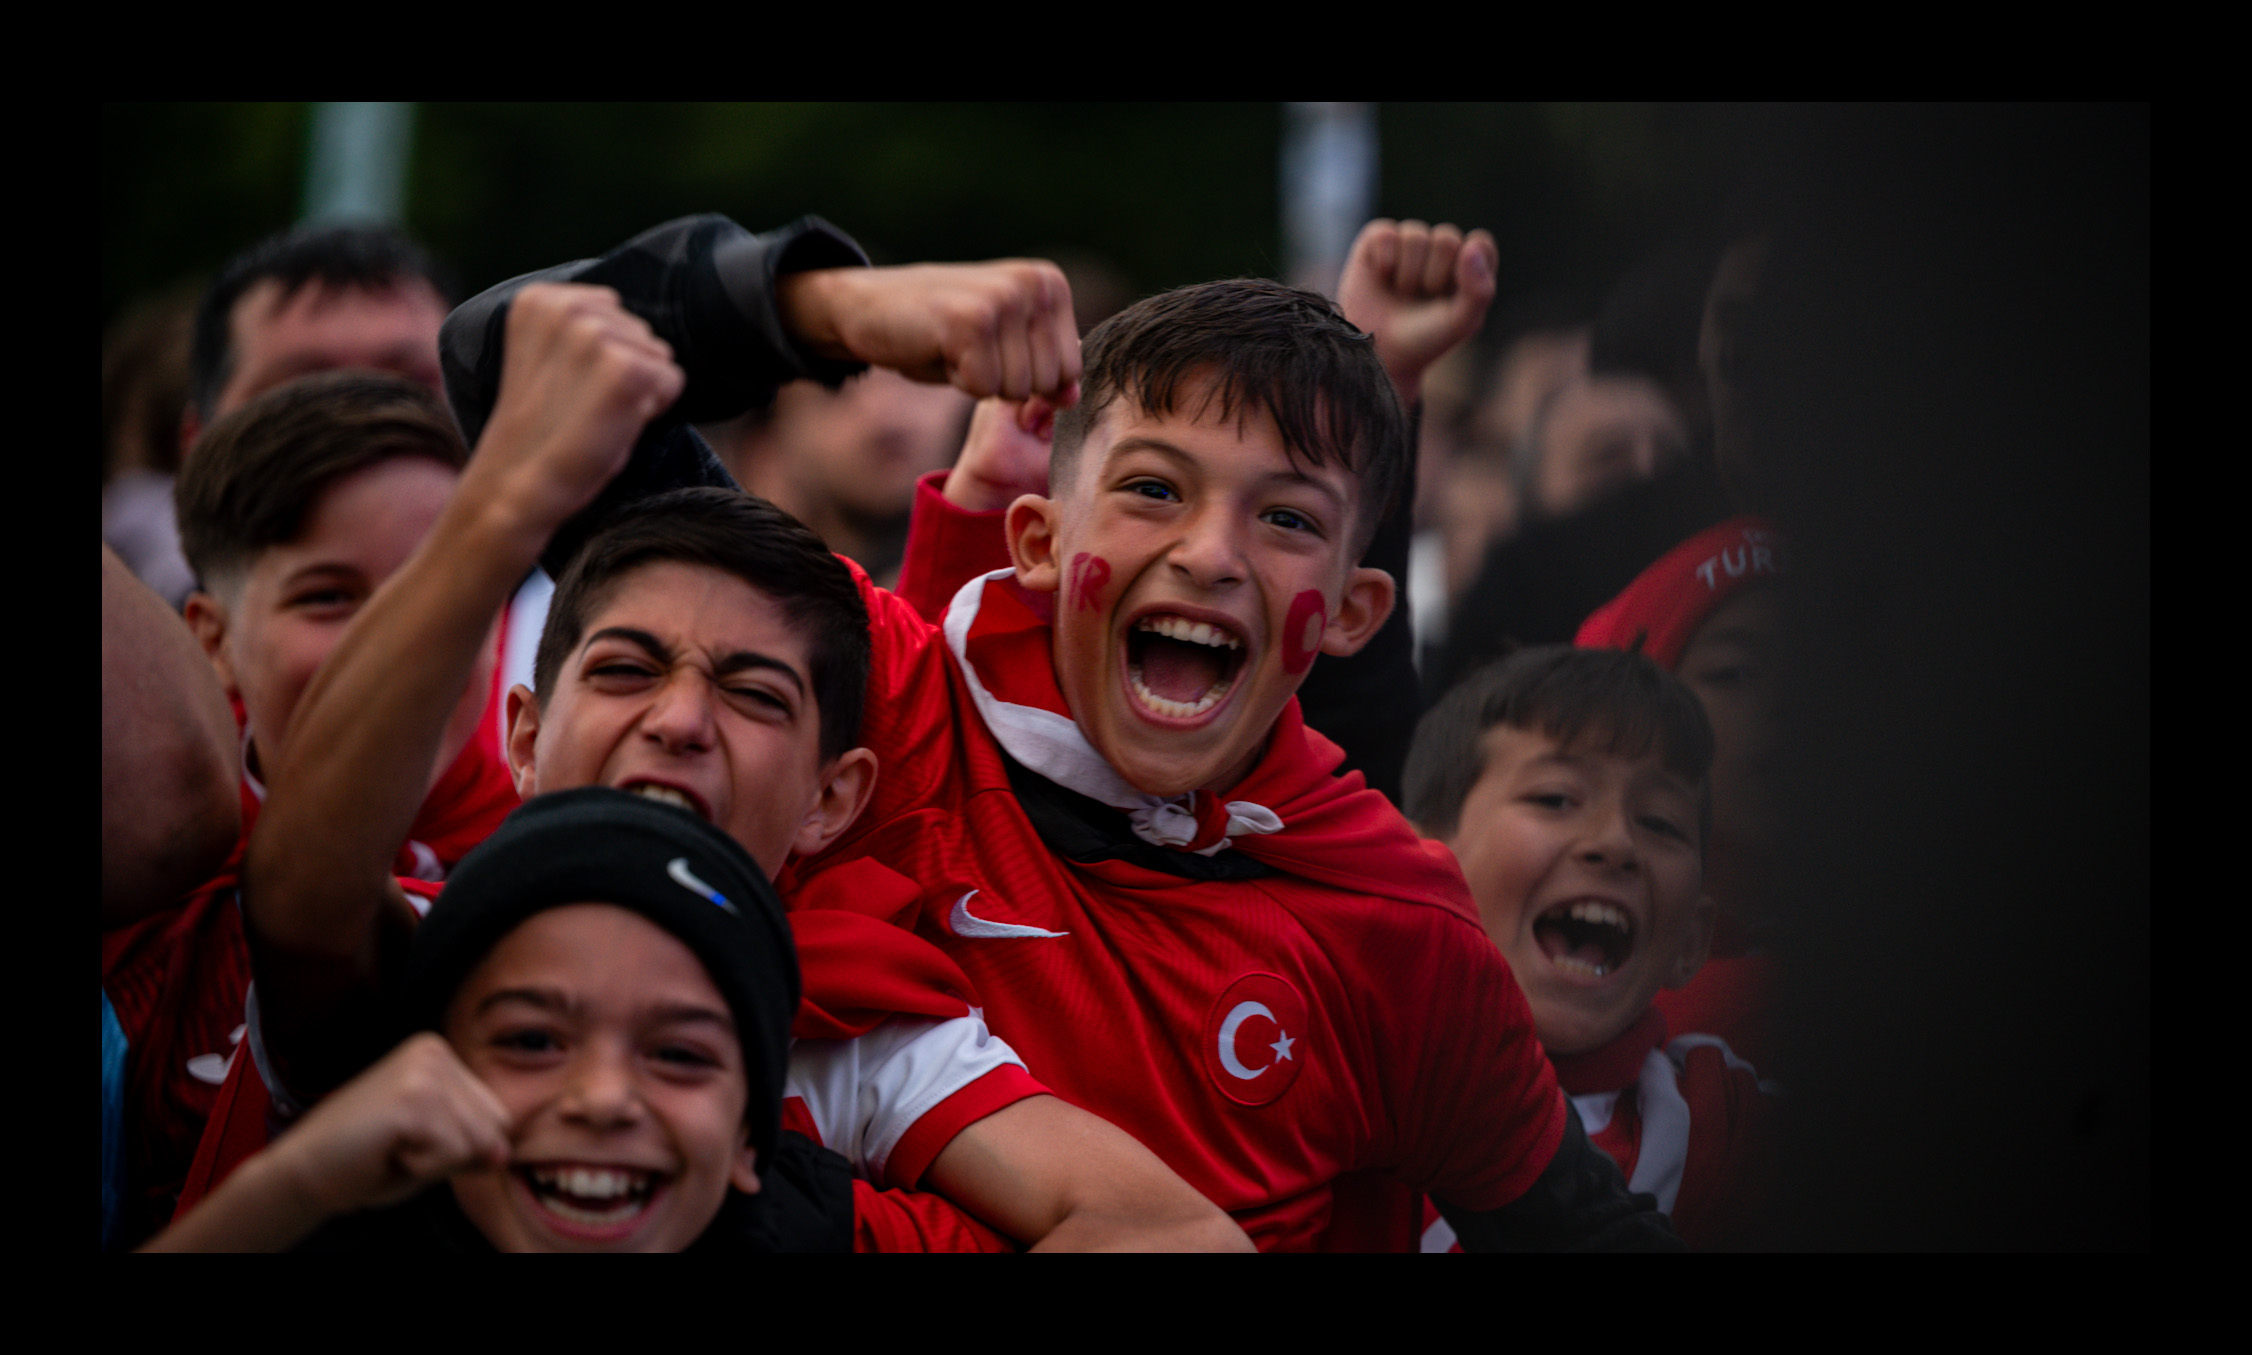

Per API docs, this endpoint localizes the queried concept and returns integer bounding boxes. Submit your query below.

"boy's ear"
[1005,494,1063,594]
[732,1138,762,1196]
[1318,566,1398,659]
[792,747,878,859]
[503,684,542,801]
[1665,894,1719,989]
[181,590,238,697]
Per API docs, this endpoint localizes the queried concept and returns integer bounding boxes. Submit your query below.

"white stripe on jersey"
[1628,1046,1691,1215]
[785,1010,1027,1187]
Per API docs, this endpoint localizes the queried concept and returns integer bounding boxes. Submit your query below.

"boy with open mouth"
[460,215,1679,1249]
[1404,644,1780,1248]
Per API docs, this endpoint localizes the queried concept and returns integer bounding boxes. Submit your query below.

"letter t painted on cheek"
[1282,590,1327,675]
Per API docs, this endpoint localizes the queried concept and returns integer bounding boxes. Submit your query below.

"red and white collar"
[943,569,1282,856]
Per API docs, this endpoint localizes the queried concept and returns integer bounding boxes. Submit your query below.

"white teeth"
[1128,666,1234,719]
[1566,900,1631,932]
[1136,615,1241,650]
[529,1166,656,1225]
[533,1166,632,1199]
[629,785,695,814]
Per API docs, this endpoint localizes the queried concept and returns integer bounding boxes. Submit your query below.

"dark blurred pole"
[303,102,415,225]
[1283,103,1377,297]
[1743,104,2148,1249]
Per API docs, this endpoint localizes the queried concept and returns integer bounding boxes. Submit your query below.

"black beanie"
[400,786,798,1166]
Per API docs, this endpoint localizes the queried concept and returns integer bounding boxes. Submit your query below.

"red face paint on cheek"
[1282,590,1327,675]
[1068,552,1112,612]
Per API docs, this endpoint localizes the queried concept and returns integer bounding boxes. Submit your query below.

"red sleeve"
[896,470,1011,623]
[830,559,970,849]
[1365,901,1568,1213]
[885,1064,1050,1189]
[851,1178,1020,1253]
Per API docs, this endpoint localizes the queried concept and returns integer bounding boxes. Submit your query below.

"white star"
[1270,1030,1295,1062]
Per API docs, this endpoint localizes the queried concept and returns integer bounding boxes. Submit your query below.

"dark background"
[104,102,1730,330]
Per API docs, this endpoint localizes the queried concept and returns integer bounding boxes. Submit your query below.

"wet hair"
[1050,278,1407,558]
[1403,644,1714,842]
[175,370,468,599]
[535,488,871,762]
[190,222,452,420]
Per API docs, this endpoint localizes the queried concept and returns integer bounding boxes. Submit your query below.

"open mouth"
[1532,900,1636,980]
[1126,613,1247,721]
[622,781,710,822]
[519,1164,664,1232]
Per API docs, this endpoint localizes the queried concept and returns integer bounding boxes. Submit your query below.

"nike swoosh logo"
[669,857,739,915]
[949,890,1069,939]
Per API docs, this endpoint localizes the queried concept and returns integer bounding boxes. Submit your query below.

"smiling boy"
[470,217,1678,1248]
[150,788,845,1252]
[1403,645,1779,1247]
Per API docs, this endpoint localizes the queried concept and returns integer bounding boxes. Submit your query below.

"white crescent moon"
[1217,1000,1277,1080]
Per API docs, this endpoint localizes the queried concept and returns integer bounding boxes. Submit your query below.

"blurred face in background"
[770,368,973,530]
[203,280,449,428]
[1529,374,1689,519]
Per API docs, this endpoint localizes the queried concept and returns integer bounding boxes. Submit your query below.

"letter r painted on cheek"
[1068,553,1111,612]
[1283,590,1327,675]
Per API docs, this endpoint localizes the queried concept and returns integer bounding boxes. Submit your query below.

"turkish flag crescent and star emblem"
[1202,972,1310,1106]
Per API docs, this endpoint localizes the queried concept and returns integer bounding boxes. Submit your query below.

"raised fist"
[1338,219,1498,404]
[471,282,687,532]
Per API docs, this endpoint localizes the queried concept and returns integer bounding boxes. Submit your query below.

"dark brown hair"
[1051,278,1407,558]
[1403,644,1714,842]
[190,222,450,421]
[175,371,468,597]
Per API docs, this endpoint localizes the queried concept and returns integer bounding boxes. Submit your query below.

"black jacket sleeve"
[438,213,872,578]
[1436,1099,1684,1251]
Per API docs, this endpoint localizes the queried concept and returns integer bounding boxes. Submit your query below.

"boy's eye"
[1262,507,1317,534]
[290,588,356,611]
[652,1043,720,1069]
[494,1028,560,1055]
[1639,814,1691,842]
[725,685,791,716]
[1124,479,1177,502]
[587,660,656,684]
[1526,792,1572,810]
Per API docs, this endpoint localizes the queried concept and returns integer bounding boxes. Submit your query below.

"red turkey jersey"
[783,557,1567,1251]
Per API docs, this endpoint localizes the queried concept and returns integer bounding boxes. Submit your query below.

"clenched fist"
[468,282,687,537]
[1339,219,1498,405]
[780,261,1081,405]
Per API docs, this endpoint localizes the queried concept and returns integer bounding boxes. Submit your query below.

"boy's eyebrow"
[476,986,575,1018]
[472,989,738,1035]
[581,626,806,696]
[643,1002,737,1034]
[583,626,671,662]
[1106,436,1347,508]
[277,561,363,588]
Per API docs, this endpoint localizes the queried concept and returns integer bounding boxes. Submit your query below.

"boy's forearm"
[140,1145,332,1253]
[245,491,541,1050]
[923,1094,1255,1253]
